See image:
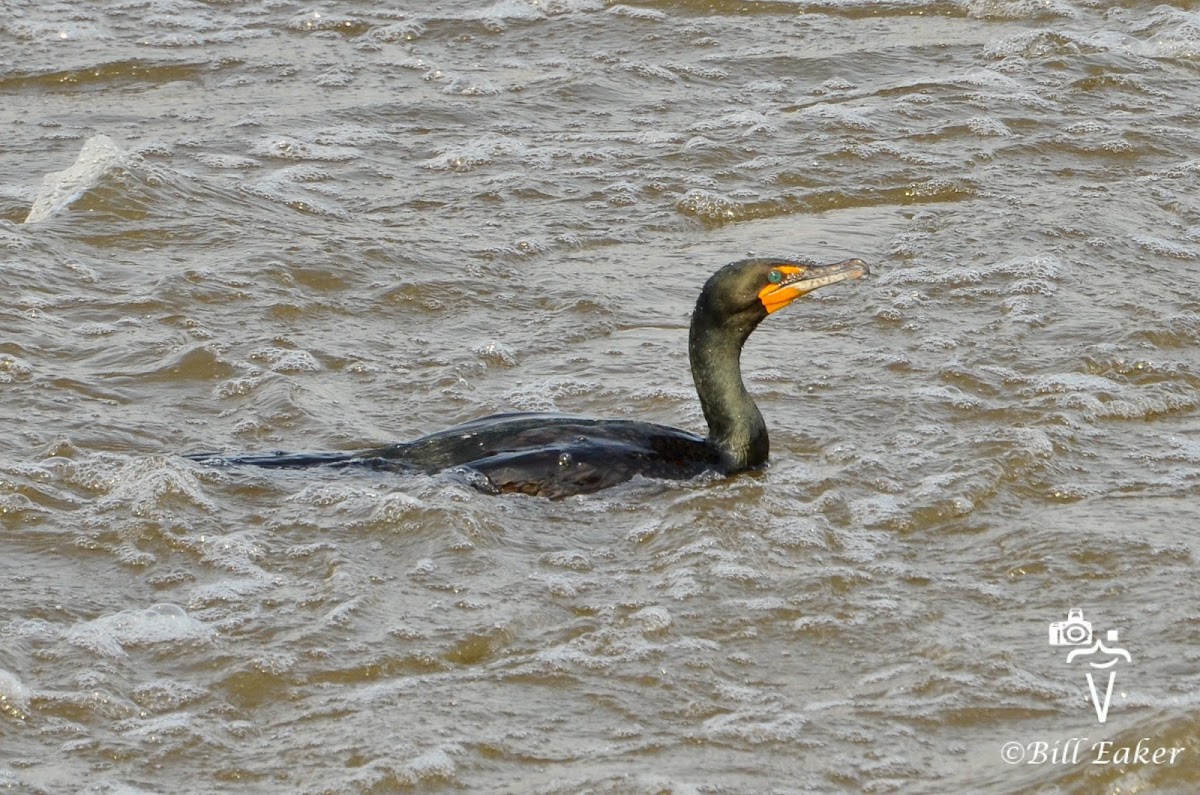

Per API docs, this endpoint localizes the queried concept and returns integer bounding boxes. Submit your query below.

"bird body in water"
[188,257,869,498]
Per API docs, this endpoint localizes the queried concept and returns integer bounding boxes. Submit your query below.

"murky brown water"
[3,1,1200,793]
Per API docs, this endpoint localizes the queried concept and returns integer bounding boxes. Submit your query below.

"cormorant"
[188,257,868,497]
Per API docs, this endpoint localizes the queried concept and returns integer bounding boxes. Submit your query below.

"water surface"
[2,1,1199,793]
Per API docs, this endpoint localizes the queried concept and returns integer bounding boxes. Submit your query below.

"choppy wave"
[3,0,1200,792]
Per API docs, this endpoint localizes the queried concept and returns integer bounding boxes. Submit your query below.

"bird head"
[698,257,870,325]
[756,257,871,313]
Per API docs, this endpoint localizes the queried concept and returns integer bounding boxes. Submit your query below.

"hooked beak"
[759,258,870,313]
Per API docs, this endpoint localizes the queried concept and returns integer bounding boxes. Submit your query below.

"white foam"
[67,604,215,658]
[248,345,323,373]
[0,669,30,720]
[630,605,672,633]
[25,135,126,223]
[95,457,216,514]
[0,353,34,383]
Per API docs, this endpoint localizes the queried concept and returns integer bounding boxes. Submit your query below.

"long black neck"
[688,301,768,473]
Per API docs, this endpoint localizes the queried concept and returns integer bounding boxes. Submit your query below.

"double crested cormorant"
[188,257,868,498]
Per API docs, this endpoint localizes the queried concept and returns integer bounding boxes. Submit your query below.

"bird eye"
[767,269,783,284]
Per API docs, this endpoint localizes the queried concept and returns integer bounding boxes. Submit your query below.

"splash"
[24,135,126,223]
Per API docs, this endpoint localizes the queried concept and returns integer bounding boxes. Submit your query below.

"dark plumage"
[187,257,868,498]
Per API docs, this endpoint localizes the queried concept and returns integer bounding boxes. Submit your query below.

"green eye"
[767,269,783,284]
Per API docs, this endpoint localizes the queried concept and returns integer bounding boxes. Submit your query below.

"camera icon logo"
[1049,608,1093,646]
[1048,608,1130,724]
